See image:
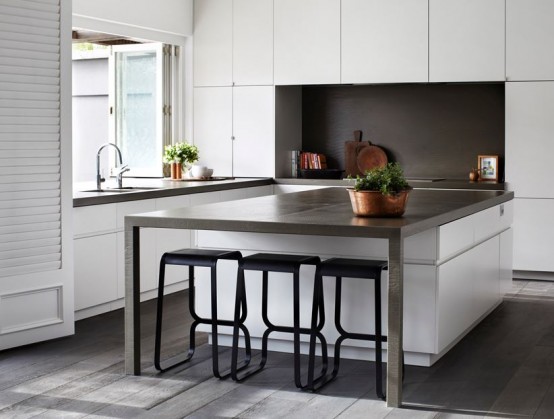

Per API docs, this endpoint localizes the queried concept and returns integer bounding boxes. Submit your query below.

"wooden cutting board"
[344,130,388,177]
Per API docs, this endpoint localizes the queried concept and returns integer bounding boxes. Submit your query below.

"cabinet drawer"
[73,204,116,236]
[438,215,474,259]
[474,201,513,243]
[439,202,512,260]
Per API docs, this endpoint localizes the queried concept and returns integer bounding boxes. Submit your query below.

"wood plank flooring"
[0,280,552,418]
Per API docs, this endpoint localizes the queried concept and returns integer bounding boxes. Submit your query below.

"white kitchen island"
[124,187,513,407]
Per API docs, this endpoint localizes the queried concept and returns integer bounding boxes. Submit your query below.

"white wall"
[72,0,193,46]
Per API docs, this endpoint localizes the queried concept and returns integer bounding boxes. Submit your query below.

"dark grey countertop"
[74,176,506,208]
[125,187,514,239]
[73,177,274,207]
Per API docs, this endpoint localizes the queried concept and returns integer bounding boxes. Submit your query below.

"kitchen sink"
[80,187,160,193]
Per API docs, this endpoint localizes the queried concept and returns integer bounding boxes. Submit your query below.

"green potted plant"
[348,162,412,217]
[163,142,199,179]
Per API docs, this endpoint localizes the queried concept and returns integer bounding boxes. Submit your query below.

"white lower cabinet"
[73,186,274,318]
[74,233,117,311]
[437,236,500,353]
[499,229,514,295]
[513,198,554,272]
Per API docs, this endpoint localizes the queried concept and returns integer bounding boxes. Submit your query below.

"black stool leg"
[231,265,266,381]
[332,276,344,380]
[209,261,226,378]
[210,260,253,379]
[307,266,329,390]
[155,262,198,372]
[291,265,328,390]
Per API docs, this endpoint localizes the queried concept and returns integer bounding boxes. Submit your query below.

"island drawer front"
[438,202,513,260]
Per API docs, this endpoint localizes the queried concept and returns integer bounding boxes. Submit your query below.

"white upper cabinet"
[193,87,233,175]
[233,86,275,177]
[193,0,233,87]
[506,0,554,81]
[505,82,554,198]
[194,0,273,87]
[429,0,505,82]
[341,0,428,84]
[233,0,273,86]
[274,0,340,85]
[194,86,274,177]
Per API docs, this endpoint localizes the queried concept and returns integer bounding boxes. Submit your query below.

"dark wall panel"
[301,83,505,180]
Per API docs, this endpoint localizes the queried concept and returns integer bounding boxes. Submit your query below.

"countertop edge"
[73,178,274,207]
[124,188,514,240]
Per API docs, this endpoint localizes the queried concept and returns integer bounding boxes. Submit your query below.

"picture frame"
[477,155,499,182]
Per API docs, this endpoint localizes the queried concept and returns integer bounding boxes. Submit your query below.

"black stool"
[230,253,328,389]
[154,248,250,379]
[308,258,389,399]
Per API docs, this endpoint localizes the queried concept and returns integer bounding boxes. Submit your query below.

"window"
[109,43,176,177]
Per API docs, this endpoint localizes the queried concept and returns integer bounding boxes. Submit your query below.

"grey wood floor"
[0,280,553,419]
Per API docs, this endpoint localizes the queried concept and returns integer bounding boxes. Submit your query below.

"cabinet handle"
[500,204,504,216]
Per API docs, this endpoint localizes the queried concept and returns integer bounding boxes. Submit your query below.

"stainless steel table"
[124,187,513,408]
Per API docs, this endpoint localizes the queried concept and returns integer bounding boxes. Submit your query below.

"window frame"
[108,43,170,177]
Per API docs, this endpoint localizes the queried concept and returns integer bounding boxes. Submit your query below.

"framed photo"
[478,155,499,181]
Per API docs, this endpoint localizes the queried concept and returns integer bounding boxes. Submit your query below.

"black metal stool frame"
[230,254,328,389]
[154,250,251,379]
[307,258,390,399]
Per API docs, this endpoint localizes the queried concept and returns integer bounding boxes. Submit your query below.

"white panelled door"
[0,0,74,350]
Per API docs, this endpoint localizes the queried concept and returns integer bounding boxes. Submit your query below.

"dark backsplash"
[301,83,505,180]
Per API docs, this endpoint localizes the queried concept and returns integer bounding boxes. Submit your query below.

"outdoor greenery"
[352,162,410,195]
[163,142,199,164]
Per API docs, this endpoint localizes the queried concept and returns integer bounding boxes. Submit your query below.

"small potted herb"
[163,142,199,179]
[348,162,412,217]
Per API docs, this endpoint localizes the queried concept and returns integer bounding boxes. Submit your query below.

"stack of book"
[291,150,327,177]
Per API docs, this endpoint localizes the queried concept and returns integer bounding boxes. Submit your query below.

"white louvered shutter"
[0,0,62,277]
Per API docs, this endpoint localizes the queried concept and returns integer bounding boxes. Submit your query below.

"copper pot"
[348,188,410,217]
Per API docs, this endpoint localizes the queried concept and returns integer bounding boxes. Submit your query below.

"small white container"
[191,164,212,178]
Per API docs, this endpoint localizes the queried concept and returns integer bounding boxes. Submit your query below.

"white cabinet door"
[513,199,554,272]
[74,234,118,311]
[341,0,428,84]
[233,0,273,86]
[193,0,233,87]
[506,0,554,81]
[429,0,505,82]
[193,87,233,176]
[471,237,500,323]
[274,0,340,85]
[233,86,275,177]
[499,228,513,296]
[506,82,554,198]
